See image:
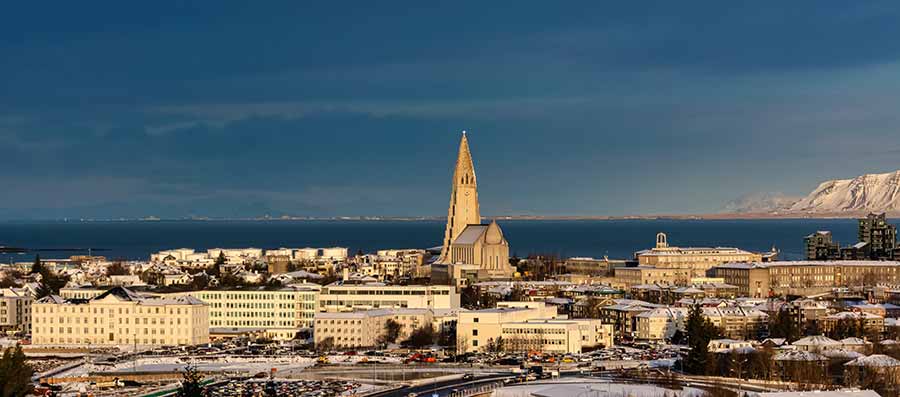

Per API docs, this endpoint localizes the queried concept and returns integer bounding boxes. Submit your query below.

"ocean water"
[0,219,864,263]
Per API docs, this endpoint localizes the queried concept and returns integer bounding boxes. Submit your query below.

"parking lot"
[205,379,362,397]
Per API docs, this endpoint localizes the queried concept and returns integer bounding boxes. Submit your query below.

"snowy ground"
[492,377,705,397]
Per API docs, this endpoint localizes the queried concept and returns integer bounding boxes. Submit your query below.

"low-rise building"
[708,338,753,353]
[313,308,434,349]
[32,287,209,347]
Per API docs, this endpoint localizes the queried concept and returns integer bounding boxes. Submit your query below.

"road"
[367,373,515,397]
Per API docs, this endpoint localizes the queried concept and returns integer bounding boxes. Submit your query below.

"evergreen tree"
[768,309,800,342]
[176,365,205,397]
[30,254,42,274]
[214,252,226,266]
[0,345,34,397]
[684,303,720,375]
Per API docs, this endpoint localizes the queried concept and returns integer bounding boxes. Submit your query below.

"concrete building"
[59,284,321,341]
[634,233,763,276]
[447,221,514,280]
[715,261,900,298]
[563,257,625,276]
[805,231,841,260]
[805,213,899,261]
[0,288,32,334]
[32,287,208,347]
[439,132,482,263]
[703,306,769,340]
[457,302,559,353]
[635,307,688,341]
[163,284,321,341]
[314,308,434,349]
[822,312,884,336]
[614,266,692,287]
[434,132,515,284]
[501,318,614,354]
[318,282,458,312]
[859,213,897,260]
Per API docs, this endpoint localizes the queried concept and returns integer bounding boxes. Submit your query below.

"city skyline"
[5,3,900,219]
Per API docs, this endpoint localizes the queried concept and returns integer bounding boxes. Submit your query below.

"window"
[472,330,478,336]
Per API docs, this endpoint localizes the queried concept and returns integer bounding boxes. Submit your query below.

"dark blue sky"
[3,2,900,219]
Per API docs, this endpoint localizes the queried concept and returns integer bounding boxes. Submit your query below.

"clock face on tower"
[464,191,469,196]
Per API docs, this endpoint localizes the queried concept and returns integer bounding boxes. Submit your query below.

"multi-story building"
[32,287,209,347]
[600,300,660,338]
[563,257,626,276]
[715,261,900,298]
[859,213,897,260]
[635,307,688,341]
[501,318,614,354]
[60,284,321,341]
[314,308,434,349]
[614,266,692,287]
[822,312,884,336]
[634,305,767,341]
[703,306,769,340]
[318,282,458,312]
[805,231,841,260]
[457,302,558,353]
[805,213,899,261]
[162,284,320,341]
[634,233,763,277]
[0,288,32,334]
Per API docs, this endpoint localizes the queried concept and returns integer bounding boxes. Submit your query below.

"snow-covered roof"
[840,337,872,346]
[845,354,900,367]
[828,311,883,320]
[822,349,866,360]
[774,350,827,361]
[792,335,841,347]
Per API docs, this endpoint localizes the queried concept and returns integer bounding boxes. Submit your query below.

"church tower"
[439,131,481,262]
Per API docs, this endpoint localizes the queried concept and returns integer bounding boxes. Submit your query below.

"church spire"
[439,131,482,263]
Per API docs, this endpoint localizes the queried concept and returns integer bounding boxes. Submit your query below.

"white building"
[0,287,32,334]
[314,308,433,349]
[32,287,209,347]
[318,282,458,312]
[635,307,688,341]
[457,302,559,353]
[160,283,321,341]
[58,284,322,341]
[501,318,613,354]
[321,247,349,261]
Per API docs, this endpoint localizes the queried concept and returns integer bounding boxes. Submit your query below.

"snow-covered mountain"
[722,192,801,213]
[789,170,900,213]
